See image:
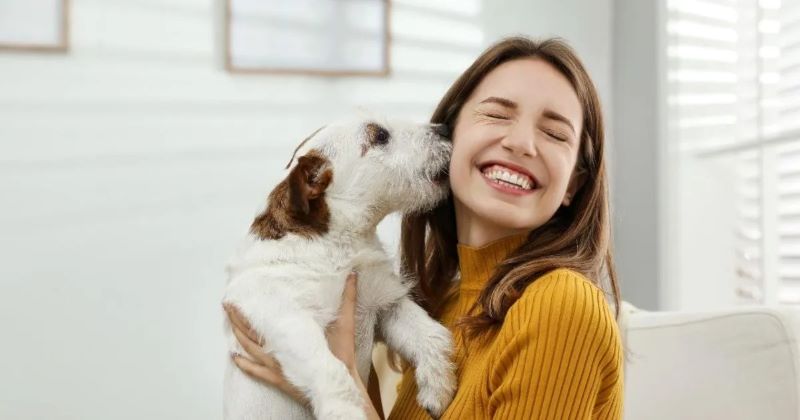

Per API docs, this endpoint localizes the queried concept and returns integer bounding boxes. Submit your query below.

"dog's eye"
[366,123,390,147]
[374,127,390,145]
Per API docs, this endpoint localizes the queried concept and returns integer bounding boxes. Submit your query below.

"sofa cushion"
[624,307,800,420]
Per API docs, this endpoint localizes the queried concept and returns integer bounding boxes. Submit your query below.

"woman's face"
[449,58,584,243]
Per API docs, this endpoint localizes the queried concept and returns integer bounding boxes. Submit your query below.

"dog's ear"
[287,153,332,215]
[250,150,332,240]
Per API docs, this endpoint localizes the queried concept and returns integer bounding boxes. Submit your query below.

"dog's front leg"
[229,294,366,420]
[379,296,456,418]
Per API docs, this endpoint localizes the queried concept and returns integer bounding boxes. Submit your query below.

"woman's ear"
[562,169,586,207]
[288,153,333,215]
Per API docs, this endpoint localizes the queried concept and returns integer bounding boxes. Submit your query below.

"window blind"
[666,0,800,304]
[767,0,800,303]
[777,142,800,301]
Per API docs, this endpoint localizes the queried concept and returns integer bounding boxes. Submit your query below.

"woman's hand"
[224,272,382,419]
[224,302,309,405]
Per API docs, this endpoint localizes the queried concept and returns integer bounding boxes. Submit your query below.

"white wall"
[0,1,611,418]
[611,0,663,310]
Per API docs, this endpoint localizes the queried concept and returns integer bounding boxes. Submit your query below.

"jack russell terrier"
[223,117,456,419]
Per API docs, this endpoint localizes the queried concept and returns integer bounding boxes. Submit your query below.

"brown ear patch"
[251,150,333,240]
[288,154,333,215]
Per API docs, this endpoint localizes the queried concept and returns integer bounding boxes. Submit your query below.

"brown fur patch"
[251,150,333,240]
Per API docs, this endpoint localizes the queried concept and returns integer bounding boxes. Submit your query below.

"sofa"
[622,303,800,419]
[375,303,800,419]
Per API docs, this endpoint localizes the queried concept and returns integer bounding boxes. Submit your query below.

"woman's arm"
[226,273,383,420]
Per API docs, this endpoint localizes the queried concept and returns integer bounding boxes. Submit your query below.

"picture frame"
[0,0,69,52]
[224,0,391,76]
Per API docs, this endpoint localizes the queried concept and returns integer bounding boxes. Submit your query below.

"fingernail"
[230,351,240,359]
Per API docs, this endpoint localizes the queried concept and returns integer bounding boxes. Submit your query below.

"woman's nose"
[500,125,537,157]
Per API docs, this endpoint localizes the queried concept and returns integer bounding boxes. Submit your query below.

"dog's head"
[251,117,452,240]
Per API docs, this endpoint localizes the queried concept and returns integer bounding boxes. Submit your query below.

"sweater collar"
[456,232,529,292]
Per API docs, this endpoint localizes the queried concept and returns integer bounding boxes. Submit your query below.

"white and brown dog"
[222,117,456,420]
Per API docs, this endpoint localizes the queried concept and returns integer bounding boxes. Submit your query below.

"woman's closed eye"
[477,110,511,121]
[541,128,569,142]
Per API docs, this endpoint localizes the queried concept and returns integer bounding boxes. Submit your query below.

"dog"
[222,117,457,420]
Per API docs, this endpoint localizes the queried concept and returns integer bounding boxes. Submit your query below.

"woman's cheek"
[542,151,573,192]
[446,151,467,197]
[448,135,474,183]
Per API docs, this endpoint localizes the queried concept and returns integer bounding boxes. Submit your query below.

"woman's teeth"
[482,165,534,190]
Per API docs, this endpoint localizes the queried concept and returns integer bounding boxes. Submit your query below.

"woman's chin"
[472,205,538,231]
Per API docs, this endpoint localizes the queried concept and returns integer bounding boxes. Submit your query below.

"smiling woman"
[393,37,623,419]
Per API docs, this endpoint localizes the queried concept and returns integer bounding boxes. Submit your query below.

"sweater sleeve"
[487,269,624,419]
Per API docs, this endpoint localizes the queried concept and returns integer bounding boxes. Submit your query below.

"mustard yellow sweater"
[388,234,624,419]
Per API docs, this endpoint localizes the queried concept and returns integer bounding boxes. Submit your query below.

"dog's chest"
[227,234,408,324]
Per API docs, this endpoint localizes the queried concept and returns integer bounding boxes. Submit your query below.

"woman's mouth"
[479,163,539,194]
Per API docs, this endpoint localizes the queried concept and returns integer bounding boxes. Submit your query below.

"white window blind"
[777,142,800,300]
[667,0,800,305]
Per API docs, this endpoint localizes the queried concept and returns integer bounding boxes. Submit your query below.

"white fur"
[223,117,456,420]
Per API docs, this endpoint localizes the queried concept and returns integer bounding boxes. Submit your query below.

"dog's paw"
[415,366,456,419]
[416,385,453,419]
[424,407,440,420]
[317,402,367,420]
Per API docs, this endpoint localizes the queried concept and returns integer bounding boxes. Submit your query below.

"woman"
[226,37,624,419]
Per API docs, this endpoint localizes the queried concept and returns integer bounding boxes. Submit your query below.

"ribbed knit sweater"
[388,233,624,419]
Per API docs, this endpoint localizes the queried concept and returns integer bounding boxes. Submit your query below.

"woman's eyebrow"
[542,109,576,135]
[479,96,517,109]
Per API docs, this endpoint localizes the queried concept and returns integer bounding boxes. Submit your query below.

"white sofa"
[623,304,800,420]
[376,304,800,419]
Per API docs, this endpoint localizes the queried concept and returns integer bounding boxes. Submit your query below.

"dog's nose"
[431,124,450,139]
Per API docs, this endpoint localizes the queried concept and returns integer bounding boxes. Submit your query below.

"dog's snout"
[431,124,450,139]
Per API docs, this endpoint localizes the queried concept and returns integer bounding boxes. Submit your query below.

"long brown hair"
[401,37,620,338]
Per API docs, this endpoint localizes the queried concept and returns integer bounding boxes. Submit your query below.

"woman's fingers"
[224,304,262,345]
[231,324,279,370]
[226,274,361,404]
[232,353,283,384]
[232,353,310,405]
[224,304,309,406]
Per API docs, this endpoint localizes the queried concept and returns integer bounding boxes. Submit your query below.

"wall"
[0,0,612,418]
[611,0,663,309]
